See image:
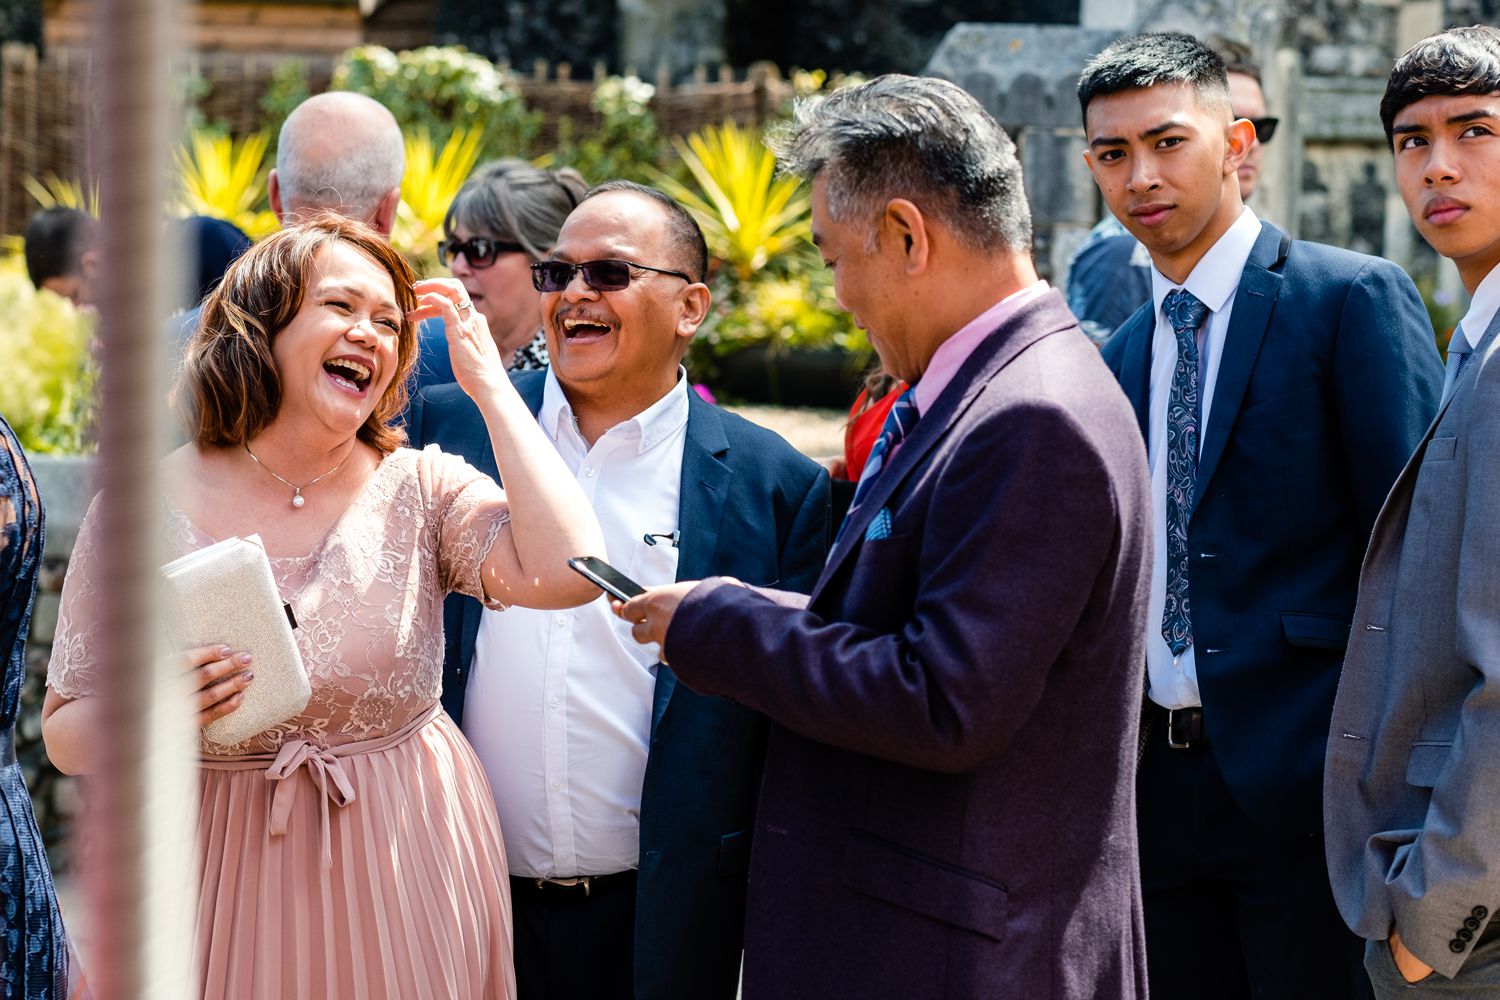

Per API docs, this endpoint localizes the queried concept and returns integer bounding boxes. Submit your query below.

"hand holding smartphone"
[568,556,645,602]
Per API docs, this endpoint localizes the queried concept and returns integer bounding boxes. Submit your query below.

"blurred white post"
[88,0,198,996]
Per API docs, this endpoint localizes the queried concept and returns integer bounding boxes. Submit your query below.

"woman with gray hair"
[415,160,587,391]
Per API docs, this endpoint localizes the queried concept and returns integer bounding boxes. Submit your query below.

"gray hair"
[275,92,405,220]
[769,74,1032,255]
[444,159,588,260]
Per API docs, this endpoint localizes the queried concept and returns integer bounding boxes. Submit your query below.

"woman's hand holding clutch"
[186,644,255,729]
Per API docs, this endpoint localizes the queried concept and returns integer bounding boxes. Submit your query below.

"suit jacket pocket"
[717,828,750,877]
[840,533,916,628]
[1280,611,1352,652]
[841,830,1007,941]
[1406,741,1453,788]
[1423,435,1457,462]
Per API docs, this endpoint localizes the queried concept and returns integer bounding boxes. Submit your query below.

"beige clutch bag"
[162,534,311,747]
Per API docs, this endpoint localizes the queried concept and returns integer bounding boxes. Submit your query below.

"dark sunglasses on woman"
[530,258,694,293]
[437,236,528,270]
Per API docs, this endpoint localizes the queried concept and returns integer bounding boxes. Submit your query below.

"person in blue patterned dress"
[0,414,68,998]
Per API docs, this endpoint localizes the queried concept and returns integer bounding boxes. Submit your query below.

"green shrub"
[0,252,97,455]
[332,46,541,164]
[546,76,665,184]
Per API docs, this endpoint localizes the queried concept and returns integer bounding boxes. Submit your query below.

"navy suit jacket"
[1101,221,1444,834]
[406,371,830,1000]
[663,289,1154,999]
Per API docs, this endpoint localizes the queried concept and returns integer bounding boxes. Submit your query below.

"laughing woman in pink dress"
[40,215,605,999]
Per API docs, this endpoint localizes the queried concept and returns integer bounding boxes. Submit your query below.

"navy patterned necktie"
[837,386,920,544]
[1161,288,1210,657]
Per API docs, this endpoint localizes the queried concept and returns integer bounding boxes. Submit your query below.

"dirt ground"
[723,404,847,462]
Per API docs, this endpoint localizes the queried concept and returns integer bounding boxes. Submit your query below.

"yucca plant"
[23,173,100,216]
[393,125,485,274]
[652,120,812,283]
[173,129,278,239]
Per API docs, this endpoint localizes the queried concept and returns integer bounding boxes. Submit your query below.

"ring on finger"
[457,299,473,315]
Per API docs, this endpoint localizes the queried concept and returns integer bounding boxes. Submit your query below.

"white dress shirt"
[1145,207,1261,710]
[464,368,688,878]
[1452,263,1500,360]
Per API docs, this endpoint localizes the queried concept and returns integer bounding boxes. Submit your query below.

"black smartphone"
[568,556,646,602]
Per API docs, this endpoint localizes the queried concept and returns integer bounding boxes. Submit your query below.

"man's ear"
[268,170,286,224]
[79,249,100,280]
[883,198,930,274]
[370,188,402,239]
[676,282,712,340]
[1224,118,1256,177]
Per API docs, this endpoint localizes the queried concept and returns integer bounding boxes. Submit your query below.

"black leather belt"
[1153,704,1207,749]
[511,870,636,897]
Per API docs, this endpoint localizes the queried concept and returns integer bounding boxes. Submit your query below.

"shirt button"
[584,466,596,478]
[554,614,567,626]
[550,697,559,708]
[550,782,560,791]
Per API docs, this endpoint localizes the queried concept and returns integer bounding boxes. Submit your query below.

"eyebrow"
[1088,119,1189,149]
[1393,107,1500,136]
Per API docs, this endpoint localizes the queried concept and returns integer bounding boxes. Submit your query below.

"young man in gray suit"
[1326,25,1500,996]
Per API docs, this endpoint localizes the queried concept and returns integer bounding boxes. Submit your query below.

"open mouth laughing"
[323,356,374,395]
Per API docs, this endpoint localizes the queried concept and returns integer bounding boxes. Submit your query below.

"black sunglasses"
[531,258,694,293]
[438,236,528,270]
[1248,116,1279,144]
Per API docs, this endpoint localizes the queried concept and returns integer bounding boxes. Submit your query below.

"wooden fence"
[0,43,793,236]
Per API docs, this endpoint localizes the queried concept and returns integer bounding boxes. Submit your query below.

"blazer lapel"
[1116,313,1153,440]
[812,289,1075,603]
[1191,222,1286,518]
[653,393,731,736]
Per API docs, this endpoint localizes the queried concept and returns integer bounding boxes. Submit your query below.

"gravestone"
[925,24,1122,282]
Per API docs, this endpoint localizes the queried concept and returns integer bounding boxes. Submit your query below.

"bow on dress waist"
[200,702,441,868]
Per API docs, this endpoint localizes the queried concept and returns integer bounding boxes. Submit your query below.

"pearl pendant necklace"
[244,443,349,509]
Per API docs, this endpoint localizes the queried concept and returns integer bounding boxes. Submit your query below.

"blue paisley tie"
[837,386,920,544]
[1161,288,1210,658]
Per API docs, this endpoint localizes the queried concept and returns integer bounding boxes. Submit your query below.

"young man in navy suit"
[622,75,1153,1000]
[407,181,829,1000]
[1079,32,1445,1000]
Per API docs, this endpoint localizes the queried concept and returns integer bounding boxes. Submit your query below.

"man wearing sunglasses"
[1066,37,1278,344]
[407,180,829,1000]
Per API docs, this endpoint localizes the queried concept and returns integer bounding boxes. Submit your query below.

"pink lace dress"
[48,446,517,999]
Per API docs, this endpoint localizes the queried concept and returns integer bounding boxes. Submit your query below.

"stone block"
[925,24,1122,129]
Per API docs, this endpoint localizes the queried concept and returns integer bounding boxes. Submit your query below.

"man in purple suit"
[620,74,1153,999]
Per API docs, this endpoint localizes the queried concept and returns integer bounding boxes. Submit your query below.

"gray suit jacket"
[1326,309,1500,979]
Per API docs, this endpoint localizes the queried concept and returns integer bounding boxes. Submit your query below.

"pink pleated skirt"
[197,708,515,999]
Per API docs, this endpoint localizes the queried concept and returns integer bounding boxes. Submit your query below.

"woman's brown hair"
[173,213,419,453]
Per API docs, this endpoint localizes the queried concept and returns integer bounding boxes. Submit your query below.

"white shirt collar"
[539,366,691,454]
[1456,264,1500,353]
[1149,207,1261,318]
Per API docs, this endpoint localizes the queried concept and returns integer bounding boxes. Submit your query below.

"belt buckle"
[1166,708,1191,750]
[535,875,592,896]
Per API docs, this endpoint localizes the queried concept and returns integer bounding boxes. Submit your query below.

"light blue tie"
[1161,288,1210,658]
[1441,324,1472,405]
[836,386,920,545]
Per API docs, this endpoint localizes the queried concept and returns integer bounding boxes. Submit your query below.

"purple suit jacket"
[664,289,1152,999]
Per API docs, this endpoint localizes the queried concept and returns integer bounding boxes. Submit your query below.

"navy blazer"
[1101,220,1444,835]
[406,371,830,1000]
[663,290,1154,999]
